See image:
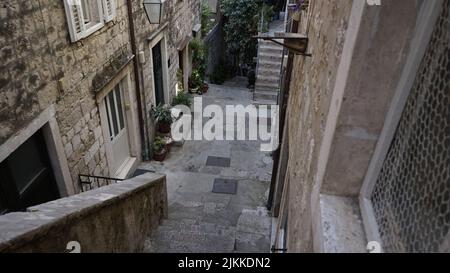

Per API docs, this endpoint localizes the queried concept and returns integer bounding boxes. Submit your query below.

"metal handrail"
[78,174,124,192]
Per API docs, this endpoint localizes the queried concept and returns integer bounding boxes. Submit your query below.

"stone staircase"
[145,206,272,253]
[253,20,285,105]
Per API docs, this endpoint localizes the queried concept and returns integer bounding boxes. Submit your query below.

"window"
[105,83,126,141]
[64,0,117,43]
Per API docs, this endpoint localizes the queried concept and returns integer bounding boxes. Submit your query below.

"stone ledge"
[319,194,367,253]
[0,173,167,253]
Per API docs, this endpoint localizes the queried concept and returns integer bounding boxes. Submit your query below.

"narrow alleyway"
[141,77,274,253]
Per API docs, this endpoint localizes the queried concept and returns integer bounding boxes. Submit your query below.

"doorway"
[105,81,131,173]
[0,129,60,215]
[152,41,165,106]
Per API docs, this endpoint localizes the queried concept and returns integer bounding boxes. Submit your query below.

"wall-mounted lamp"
[143,0,166,24]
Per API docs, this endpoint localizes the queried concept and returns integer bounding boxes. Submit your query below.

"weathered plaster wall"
[0,173,168,253]
[285,0,353,252]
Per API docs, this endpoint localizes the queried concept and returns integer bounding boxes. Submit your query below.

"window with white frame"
[64,0,117,43]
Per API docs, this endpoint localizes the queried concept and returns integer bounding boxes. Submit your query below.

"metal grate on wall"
[371,2,450,253]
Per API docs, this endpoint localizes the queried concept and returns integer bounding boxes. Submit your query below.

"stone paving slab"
[142,78,273,253]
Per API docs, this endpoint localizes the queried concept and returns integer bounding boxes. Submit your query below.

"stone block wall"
[0,173,168,253]
[285,0,353,252]
[128,0,200,151]
[0,0,200,194]
[0,0,135,194]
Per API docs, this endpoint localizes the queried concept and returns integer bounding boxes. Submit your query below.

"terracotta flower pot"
[158,122,171,134]
[201,83,209,93]
[153,149,167,162]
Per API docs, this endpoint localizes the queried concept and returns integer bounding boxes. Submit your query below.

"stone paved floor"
[141,77,274,253]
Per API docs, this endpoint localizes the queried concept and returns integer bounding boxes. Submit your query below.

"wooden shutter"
[102,0,116,22]
[63,0,86,42]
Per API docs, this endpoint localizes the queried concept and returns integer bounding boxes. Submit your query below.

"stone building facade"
[0,0,200,214]
[271,0,449,253]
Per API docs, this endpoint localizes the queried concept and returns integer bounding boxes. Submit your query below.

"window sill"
[80,22,105,42]
[319,194,368,253]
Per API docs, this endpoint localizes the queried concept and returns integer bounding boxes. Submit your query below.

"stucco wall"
[0,173,168,253]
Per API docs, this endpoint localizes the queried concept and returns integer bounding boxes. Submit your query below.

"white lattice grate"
[371,2,450,253]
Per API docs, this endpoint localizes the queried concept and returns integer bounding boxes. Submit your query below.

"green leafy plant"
[151,104,174,125]
[177,68,184,92]
[172,92,192,108]
[189,70,204,89]
[221,0,262,66]
[190,38,207,80]
[153,136,166,154]
[201,0,213,37]
[258,4,275,33]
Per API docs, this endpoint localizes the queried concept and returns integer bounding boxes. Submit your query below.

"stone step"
[256,76,279,85]
[258,52,283,63]
[257,67,281,77]
[235,207,272,253]
[254,91,278,101]
[255,82,279,90]
[259,46,284,55]
[258,60,282,70]
[259,40,283,48]
[148,226,236,253]
[253,99,277,106]
[159,219,236,236]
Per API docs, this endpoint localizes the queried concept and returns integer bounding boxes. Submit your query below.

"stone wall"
[0,0,200,194]
[0,173,168,253]
[204,22,225,77]
[285,0,353,252]
[0,0,135,193]
[129,0,200,151]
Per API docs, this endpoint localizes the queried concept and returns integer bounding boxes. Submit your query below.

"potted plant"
[172,91,192,109]
[200,82,209,93]
[152,104,174,134]
[153,136,168,162]
[188,70,203,94]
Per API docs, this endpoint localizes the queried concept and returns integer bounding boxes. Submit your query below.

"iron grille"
[371,2,449,253]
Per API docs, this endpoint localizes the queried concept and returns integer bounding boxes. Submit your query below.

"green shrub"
[153,136,166,154]
[151,104,174,124]
[172,92,192,108]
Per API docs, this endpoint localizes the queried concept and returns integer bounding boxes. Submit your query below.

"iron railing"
[78,174,124,192]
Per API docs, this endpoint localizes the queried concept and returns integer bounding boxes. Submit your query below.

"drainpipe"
[267,12,300,212]
[126,0,150,161]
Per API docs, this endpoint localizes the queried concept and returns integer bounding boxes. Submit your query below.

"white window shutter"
[63,0,86,42]
[102,0,116,22]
